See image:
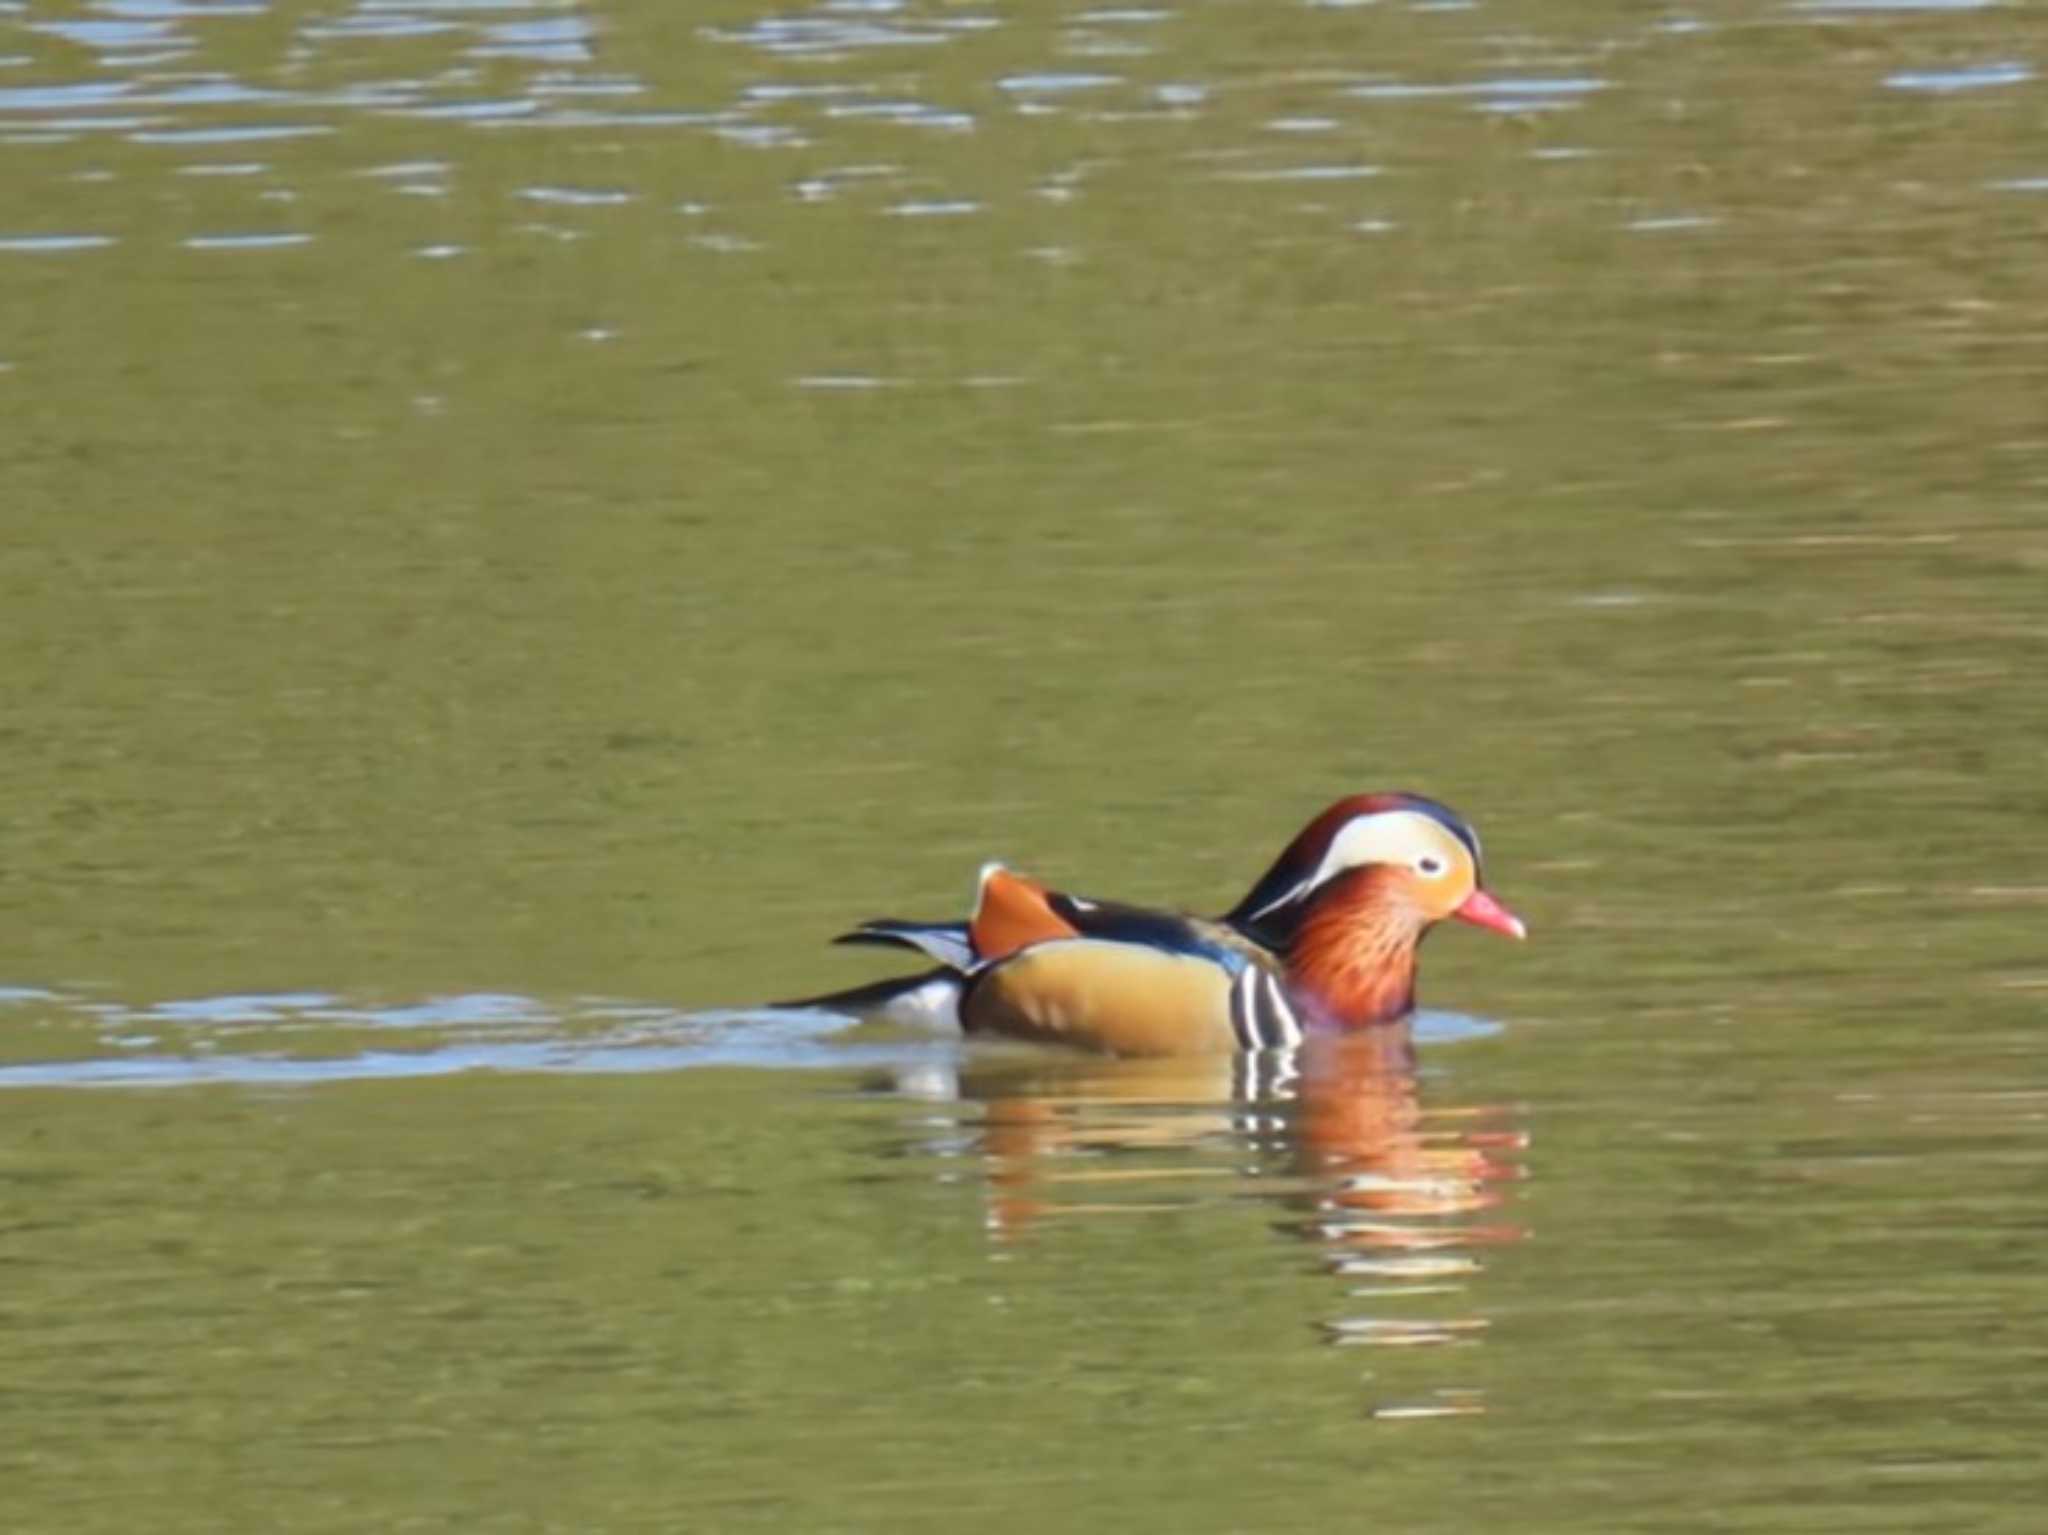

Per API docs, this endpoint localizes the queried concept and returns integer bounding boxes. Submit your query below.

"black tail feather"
[831,919,975,972]
[773,967,962,1026]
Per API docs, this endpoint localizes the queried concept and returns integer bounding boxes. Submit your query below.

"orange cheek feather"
[1287,868,1425,1026]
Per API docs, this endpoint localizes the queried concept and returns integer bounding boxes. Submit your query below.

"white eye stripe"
[1243,809,1467,921]
[1317,812,1458,883]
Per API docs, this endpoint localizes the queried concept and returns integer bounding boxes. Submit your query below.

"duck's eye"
[1416,854,1448,878]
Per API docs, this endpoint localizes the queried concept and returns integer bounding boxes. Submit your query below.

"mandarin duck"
[785,793,1524,1056]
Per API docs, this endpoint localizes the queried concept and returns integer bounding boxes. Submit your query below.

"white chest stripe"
[1230,967,1304,1051]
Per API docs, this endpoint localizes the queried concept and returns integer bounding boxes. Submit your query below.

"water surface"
[4,0,2046,1529]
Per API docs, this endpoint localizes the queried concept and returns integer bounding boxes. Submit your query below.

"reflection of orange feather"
[970,866,1080,960]
[980,1096,1062,1237]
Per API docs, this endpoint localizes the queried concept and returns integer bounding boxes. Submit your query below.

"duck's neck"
[1284,868,1424,1029]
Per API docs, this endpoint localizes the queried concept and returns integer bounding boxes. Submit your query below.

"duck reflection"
[881,1022,1526,1411]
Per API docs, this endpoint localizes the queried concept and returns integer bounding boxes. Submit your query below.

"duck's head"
[1227,793,1525,1024]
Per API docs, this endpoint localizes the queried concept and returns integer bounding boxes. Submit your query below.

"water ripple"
[1790,0,1994,10]
[1348,76,1607,103]
[1884,63,2031,93]
[472,16,598,63]
[0,989,968,1088]
[400,97,539,120]
[518,184,636,205]
[0,984,1505,1090]
[997,72,1122,93]
[705,6,1000,58]
[131,122,333,142]
[182,230,313,247]
[29,19,188,53]
[0,233,118,250]
[98,0,270,14]
[823,100,974,130]
[0,81,136,110]
[1219,163,1382,182]
[884,198,979,216]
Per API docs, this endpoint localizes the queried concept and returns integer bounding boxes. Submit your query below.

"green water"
[5,0,2047,1528]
